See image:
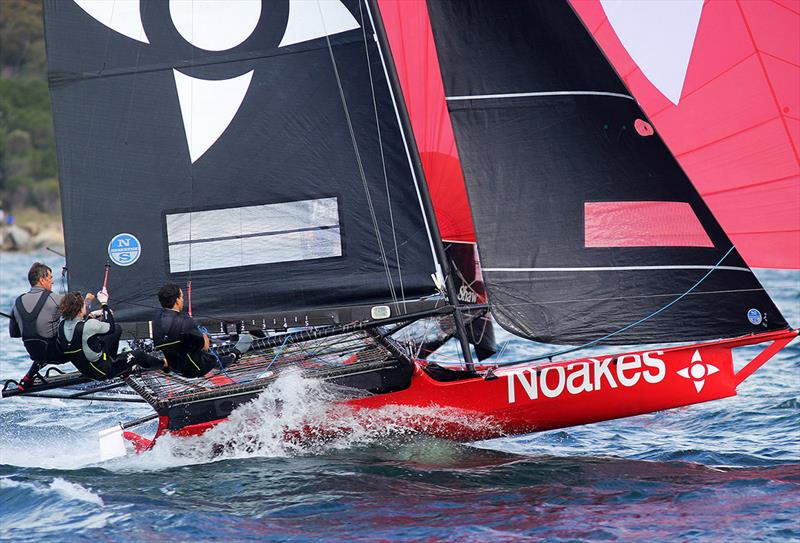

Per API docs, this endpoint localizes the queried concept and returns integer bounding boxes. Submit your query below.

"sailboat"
[3,0,796,455]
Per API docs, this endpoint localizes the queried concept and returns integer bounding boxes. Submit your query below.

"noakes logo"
[676,349,719,393]
[506,351,666,404]
[72,0,360,163]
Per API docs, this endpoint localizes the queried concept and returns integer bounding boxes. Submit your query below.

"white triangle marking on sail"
[706,364,719,376]
[600,0,703,105]
[279,0,360,48]
[677,367,691,379]
[173,70,254,163]
[74,0,149,43]
[169,0,261,52]
[691,349,702,363]
[694,380,704,393]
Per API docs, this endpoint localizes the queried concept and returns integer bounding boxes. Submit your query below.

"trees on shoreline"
[0,0,59,215]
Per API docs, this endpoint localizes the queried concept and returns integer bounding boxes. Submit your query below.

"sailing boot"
[233,333,253,357]
[17,371,44,392]
[17,361,44,392]
[17,374,34,392]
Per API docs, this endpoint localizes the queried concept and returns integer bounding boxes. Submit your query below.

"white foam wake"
[135,373,501,465]
[1,476,104,506]
[49,477,105,506]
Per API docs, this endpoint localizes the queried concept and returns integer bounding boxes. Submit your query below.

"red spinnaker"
[377,0,476,243]
[572,0,800,268]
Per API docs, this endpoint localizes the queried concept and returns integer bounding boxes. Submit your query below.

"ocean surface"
[1,251,798,542]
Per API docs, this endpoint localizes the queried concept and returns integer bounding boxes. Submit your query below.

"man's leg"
[18,338,64,390]
[98,324,123,358]
[107,350,164,379]
[128,350,164,371]
[200,351,238,374]
[17,360,42,391]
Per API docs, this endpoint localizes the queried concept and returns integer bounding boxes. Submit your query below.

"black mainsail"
[424,0,788,345]
[44,0,439,324]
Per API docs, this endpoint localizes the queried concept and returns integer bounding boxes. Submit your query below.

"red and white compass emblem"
[676,350,719,392]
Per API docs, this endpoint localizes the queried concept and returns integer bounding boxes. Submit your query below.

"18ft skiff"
[3,0,797,455]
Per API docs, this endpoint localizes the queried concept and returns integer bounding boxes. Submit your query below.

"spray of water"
[133,373,502,465]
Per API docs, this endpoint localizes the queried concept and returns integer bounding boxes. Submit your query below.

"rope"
[197,325,230,378]
[264,334,291,373]
[317,1,400,310]
[208,348,230,378]
[357,0,407,313]
[188,1,195,304]
[237,333,291,385]
[432,246,740,368]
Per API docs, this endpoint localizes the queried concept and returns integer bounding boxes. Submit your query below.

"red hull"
[134,329,796,447]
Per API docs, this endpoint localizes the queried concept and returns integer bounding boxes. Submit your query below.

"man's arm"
[179,316,208,351]
[8,306,21,338]
[84,318,111,336]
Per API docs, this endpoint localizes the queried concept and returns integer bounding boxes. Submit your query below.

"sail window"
[584,201,713,248]
[166,197,342,272]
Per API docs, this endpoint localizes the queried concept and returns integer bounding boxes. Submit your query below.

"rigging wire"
[430,246,740,369]
[317,0,401,311]
[357,0,407,313]
[187,0,196,311]
[484,286,774,309]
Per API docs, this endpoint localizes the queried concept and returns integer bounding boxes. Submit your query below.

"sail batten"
[484,266,754,273]
[445,91,634,101]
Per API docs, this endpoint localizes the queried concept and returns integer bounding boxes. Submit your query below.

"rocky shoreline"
[0,221,64,253]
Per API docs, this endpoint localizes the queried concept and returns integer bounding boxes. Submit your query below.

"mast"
[365,0,476,371]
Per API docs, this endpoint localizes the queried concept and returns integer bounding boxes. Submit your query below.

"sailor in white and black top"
[57,291,162,381]
[9,263,65,390]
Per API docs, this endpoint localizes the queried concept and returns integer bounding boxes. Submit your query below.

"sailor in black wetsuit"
[57,291,163,380]
[152,284,251,378]
[9,263,66,390]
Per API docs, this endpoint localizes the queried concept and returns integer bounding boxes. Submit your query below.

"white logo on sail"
[173,69,255,163]
[74,0,150,43]
[72,0,360,163]
[676,349,719,393]
[601,0,704,105]
[169,0,262,52]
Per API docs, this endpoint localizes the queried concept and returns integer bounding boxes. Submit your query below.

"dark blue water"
[1,251,798,542]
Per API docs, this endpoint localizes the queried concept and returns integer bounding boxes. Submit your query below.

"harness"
[154,312,204,376]
[57,320,109,379]
[14,290,53,362]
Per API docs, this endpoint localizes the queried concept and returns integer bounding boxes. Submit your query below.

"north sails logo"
[676,349,719,392]
[507,351,666,404]
[72,0,360,163]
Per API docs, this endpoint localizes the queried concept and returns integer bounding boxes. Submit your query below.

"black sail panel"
[425,0,788,344]
[44,0,437,323]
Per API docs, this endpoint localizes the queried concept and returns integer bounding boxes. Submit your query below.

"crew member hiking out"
[153,284,251,378]
[9,262,65,390]
[57,291,162,380]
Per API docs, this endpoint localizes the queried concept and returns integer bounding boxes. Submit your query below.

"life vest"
[153,311,206,377]
[14,290,54,362]
[57,320,109,380]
